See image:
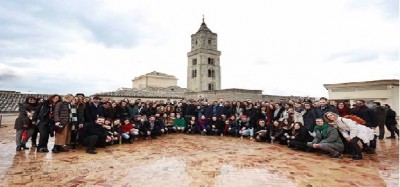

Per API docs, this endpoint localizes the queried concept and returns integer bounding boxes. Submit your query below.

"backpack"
[343,115,366,125]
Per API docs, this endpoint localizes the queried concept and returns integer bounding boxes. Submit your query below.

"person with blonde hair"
[324,112,374,160]
[53,94,74,153]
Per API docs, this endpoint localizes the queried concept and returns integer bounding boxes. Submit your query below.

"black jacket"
[315,105,339,118]
[303,108,318,132]
[32,100,53,125]
[386,108,397,126]
[292,127,310,142]
[78,122,107,143]
[350,106,378,127]
[84,102,104,123]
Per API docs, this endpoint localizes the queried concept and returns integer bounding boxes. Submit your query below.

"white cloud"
[0,0,398,98]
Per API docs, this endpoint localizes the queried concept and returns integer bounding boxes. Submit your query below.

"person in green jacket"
[173,113,186,133]
[307,118,344,159]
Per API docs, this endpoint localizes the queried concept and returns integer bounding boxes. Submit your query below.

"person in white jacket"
[323,112,374,160]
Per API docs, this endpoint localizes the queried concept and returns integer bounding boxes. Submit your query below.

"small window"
[212,70,215,78]
[208,83,214,91]
[208,40,211,44]
[196,40,198,45]
[192,58,197,65]
[192,69,197,78]
[208,69,212,77]
[208,58,214,65]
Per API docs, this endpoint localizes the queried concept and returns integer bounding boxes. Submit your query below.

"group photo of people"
[14,94,398,160]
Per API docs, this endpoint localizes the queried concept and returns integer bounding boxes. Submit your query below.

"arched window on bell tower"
[208,83,214,90]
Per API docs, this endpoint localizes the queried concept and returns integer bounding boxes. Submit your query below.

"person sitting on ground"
[255,119,270,142]
[207,115,223,136]
[288,122,311,150]
[78,117,110,154]
[186,116,197,134]
[143,116,162,139]
[197,115,208,135]
[111,119,121,144]
[120,118,138,143]
[173,113,186,133]
[307,118,344,158]
[269,120,284,144]
[238,115,254,141]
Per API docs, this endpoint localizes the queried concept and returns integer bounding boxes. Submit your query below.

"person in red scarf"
[337,102,350,117]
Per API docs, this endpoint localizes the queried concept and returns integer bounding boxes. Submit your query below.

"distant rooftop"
[133,71,177,80]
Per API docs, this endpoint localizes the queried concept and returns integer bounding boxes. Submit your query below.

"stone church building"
[95,19,301,102]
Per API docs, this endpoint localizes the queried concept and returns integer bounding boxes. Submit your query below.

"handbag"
[22,130,28,142]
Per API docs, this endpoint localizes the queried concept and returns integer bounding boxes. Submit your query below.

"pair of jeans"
[15,128,34,146]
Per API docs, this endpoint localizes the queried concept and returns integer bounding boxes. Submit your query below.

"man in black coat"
[384,104,399,139]
[142,116,162,139]
[315,97,339,118]
[350,100,378,128]
[84,96,104,123]
[373,102,387,139]
[302,102,318,132]
[79,117,108,154]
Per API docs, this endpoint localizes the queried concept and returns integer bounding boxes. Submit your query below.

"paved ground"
[0,115,398,187]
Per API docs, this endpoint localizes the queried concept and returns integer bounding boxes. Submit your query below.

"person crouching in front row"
[287,122,312,150]
[78,117,110,154]
[121,118,138,143]
[173,113,186,133]
[142,116,162,140]
[307,118,344,158]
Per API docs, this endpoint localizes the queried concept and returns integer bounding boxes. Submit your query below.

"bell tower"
[187,16,221,92]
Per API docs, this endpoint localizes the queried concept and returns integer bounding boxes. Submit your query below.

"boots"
[52,145,61,153]
[16,145,22,151]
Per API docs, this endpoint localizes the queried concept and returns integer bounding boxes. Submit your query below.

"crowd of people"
[14,94,398,160]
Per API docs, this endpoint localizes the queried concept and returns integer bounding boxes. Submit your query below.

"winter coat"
[78,122,107,143]
[54,102,71,126]
[350,106,378,128]
[336,117,375,144]
[202,105,213,119]
[84,102,104,123]
[272,107,285,121]
[385,109,397,126]
[292,127,310,143]
[303,108,317,132]
[315,105,339,118]
[32,100,54,125]
[374,106,387,125]
[312,125,344,151]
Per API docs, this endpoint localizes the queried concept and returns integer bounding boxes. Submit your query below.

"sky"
[0,0,398,97]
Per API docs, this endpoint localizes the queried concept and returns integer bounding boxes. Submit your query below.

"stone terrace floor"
[0,122,398,186]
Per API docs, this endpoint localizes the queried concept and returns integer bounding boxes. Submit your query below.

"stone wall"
[185,89,262,101]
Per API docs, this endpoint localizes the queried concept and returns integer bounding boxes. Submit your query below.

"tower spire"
[202,14,205,24]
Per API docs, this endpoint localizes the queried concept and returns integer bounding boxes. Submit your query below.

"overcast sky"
[0,0,398,97]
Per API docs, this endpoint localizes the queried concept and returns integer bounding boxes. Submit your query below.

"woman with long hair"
[324,112,374,160]
[53,94,74,153]
[32,94,61,153]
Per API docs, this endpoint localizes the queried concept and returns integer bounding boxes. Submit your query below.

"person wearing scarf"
[307,118,344,158]
[53,94,74,153]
